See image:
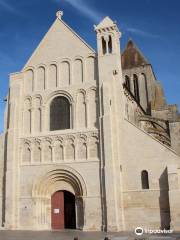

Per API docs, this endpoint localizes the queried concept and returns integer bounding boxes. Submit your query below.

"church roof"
[121,39,149,70]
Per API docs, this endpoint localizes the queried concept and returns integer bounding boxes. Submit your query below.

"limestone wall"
[0,134,4,227]
[169,122,180,155]
[18,162,101,230]
[119,120,180,230]
[4,14,101,231]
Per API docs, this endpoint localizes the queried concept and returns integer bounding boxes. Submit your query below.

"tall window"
[133,74,140,103]
[108,35,112,54]
[125,75,131,91]
[141,170,149,189]
[142,73,149,113]
[102,37,106,55]
[50,96,70,131]
[102,35,113,55]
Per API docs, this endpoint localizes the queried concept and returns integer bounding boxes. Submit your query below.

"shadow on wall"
[159,167,171,230]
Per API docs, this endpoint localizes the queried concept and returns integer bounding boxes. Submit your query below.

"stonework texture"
[0,13,180,232]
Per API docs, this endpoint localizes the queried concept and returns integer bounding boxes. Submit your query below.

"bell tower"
[95,17,125,231]
[95,17,122,81]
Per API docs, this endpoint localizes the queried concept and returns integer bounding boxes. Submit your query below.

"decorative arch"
[45,91,74,131]
[33,95,42,133]
[76,90,86,128]
[32,166,87,198]
[46,90,74,105]
[88,135,99,159]
[33,94,42,104]
[33,139,41,163]
[65,137,75,160]
[50,96,71,131]
[60,60,70,86]
[86,55,97,82]
[43,139,53,163]
[87,87,98,128]
[36,66,46,90]
[32,167,87,229]
[73,58,83,85]
[77,136,87,160]
[24,68,34,92]
[54,139,64,162]
[22,141,31,163]
[49,63,58,89]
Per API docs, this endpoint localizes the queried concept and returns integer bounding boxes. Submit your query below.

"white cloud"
[54,0,103,22]
[126,27,160,39]
[0,0,21,15]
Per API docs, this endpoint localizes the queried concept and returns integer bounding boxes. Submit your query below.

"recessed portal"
[51,190,76,230]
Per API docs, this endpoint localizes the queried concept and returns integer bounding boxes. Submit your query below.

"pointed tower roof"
[95,16,115,30]
[94,16,121,35]
[121,39,149,70]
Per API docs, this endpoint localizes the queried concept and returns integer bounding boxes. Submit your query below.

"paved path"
[0,231,179,240]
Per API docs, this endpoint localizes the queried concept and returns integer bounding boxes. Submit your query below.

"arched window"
[108,35,112,54]
[141,170,149,189]
[102,37,106,55]
[50,96,70,131]
[141,73,149,113]
[125,75,131,91]
[133,74,140,103]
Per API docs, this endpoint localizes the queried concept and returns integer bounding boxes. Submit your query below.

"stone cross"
[56,10,63,19]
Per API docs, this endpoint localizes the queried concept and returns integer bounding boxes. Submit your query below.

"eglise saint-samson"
[0,11,180,231]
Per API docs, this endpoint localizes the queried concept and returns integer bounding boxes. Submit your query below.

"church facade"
[0,12,180,231]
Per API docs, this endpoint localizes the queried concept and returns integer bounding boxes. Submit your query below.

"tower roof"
[121,39,149,70]
[95,16,115,29]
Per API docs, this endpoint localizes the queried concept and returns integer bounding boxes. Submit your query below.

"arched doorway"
[51,190,76,229]
[32,167,87,230]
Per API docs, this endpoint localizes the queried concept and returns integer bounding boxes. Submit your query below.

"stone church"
[0,11,180,231]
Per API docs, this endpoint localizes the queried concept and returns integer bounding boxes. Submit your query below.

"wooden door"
[51,191,64,229]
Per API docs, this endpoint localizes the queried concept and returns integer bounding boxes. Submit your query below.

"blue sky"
[0,0,180,132]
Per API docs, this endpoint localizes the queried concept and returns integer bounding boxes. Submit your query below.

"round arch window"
[50,96,70,131]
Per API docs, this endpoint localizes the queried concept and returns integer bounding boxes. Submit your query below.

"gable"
[121,40,149,70]
[24,17,95,69]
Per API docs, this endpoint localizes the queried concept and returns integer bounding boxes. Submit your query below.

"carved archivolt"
[32,166,87,198]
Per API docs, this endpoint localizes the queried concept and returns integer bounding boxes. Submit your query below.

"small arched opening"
[141,170,149,189]
[102,37,106,55]
[108,35,113,54]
